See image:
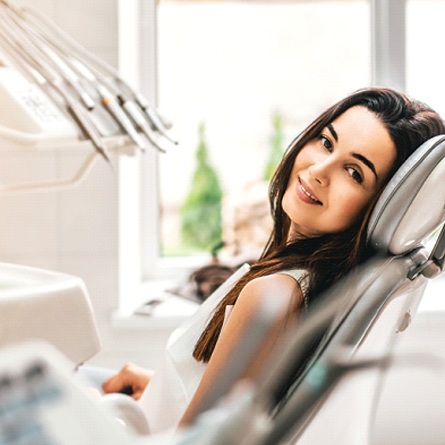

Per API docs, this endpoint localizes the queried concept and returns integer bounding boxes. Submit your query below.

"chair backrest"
[252,135,445,445]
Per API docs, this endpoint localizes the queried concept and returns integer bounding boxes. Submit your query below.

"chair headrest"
[367,135,445,255]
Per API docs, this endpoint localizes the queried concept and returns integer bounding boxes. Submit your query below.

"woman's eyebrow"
[352,153,378,180]
[327,123,378,180]
[327,124,338,141]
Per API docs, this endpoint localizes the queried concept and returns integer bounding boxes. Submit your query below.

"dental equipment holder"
[0,0,176,193]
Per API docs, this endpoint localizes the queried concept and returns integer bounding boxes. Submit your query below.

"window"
[120,0,420,311]
[406,0,445,116]
[156,0,370,265]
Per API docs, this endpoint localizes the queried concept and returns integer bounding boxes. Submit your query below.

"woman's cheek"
[338,192,370,224]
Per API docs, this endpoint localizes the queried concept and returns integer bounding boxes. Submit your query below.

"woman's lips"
[297,178,322,205]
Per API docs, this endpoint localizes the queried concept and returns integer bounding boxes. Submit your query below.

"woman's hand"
[102,363,155,400]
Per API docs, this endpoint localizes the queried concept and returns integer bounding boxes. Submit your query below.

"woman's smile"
[297,178,323,205]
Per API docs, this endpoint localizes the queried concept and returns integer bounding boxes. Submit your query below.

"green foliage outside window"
[263,111,285,181]
[180,122,223,253]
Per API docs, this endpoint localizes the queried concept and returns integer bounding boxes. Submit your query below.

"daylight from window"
[406,0,445,117]
[157,0,370,259]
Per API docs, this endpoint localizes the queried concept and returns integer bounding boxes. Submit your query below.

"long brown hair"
[193,87,445,363]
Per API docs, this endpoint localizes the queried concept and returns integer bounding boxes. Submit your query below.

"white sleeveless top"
[138,264,309,437]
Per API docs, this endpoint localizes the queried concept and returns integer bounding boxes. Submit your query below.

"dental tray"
[0,262,100,368]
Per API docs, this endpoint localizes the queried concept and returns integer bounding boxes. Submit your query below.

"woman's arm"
[178,273,303,427]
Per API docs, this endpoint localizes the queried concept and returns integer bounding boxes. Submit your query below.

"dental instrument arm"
[0,0,176,160]
[0,19,110,161]
[18,3,177,144]
[66,58,168,152]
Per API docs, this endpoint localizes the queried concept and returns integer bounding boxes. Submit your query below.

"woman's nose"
[308,158,331,186]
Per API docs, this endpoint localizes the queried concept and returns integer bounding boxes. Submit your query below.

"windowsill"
[111,311,192,330]
[115,248,256,331]
[112,277,200,331]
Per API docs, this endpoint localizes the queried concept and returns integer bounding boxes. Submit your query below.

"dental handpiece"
[19,6,177,148]
[42,45,96,111]
[3,6,96,112]
[97,85,147,151]
[0,24,109,162]
[133,92,178,145]
[66,99,110,162]
[67,59,166,153]
[120,99,166,153]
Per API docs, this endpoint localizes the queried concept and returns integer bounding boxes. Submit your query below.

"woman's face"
[282,106,396,238]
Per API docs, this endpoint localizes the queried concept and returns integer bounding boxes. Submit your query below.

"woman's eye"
[347,167,363,184]
[319,135,333,151]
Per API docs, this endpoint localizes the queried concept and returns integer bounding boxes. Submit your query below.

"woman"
[102,87,445,435]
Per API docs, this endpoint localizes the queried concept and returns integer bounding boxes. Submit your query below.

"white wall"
[0,0,173,371]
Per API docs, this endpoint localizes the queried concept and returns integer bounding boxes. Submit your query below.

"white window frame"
[117,0,407,314]
[117,0,160,315]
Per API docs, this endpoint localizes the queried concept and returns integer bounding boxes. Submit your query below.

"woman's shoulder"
[277,269,309,301]
[249,269,309,291]
[248,271,304,287]
[240,272,305,310]
[277,268,309,282]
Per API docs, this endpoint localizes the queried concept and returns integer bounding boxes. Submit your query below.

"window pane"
[158,0,370,258]
[406,0,445,116]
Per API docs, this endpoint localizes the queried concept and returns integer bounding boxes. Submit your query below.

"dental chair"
[173,134,445,445]
[257,134,445,445]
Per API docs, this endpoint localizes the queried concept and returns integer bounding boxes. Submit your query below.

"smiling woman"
[104,87,445,437]
[282,106,396,237]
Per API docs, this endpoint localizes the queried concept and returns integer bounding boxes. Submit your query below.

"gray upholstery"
[368,134,445,255]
